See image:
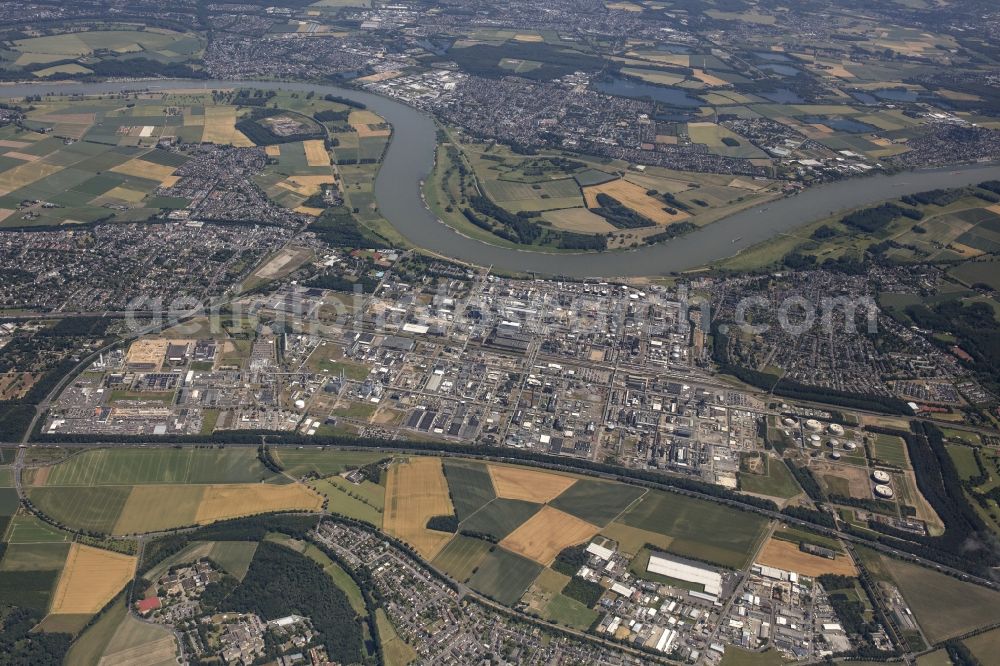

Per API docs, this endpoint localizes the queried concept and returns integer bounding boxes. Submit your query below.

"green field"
[63,596,128,666]
[548,479,645,526]
[3,512,73,543]
[35,448,281,486]
[300,542,366,616]
[442,460,496,520]
[739,457,803,499]
[377,609,417,666]
[964,626,1000,664]
[0,569,59,610]
[311,477,383,526]
[617,490,769,569]
[467,547,543,606]
[946,444,981,480]
[27,486,130,534]
[887,555,1000,643]
[432,535,492,582]
[273,448,386,477]
[0,542,70,571]
[0,487,18,515]
[460,498,542,541]
[872,434,909,468]
[544,593,599,629]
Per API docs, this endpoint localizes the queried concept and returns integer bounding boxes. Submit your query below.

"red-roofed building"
[136,597,161,615]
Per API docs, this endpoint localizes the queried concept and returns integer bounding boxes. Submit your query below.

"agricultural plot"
[487,464,577,503]
[3,512,73,544]
[616,490,769,569]
[687,122,767,159]
[96,613,178,666]
[583,179,690,225]
[0,542,71,571]
[544,593,599,630]
[964,627,1000,664]
[33,447,281,486]
[49,543,136,615]
[269,448,385,476]
[431,534,492,582]
[113,485,205,534]
[193,483,323,525]
[755,538,856,577]
[383,457,455,560]
[548,479,645,526]
[28,486,131,534]
[442,459,496,520]
[460,498,542,541]
[0,568,60,610]
[467,547,543,606]
[310,477,384,526]
[871,433,909,468]
[739,457,803,499]
[500,506,599,566]
[377,609,417,666]
[884,555,1000,643]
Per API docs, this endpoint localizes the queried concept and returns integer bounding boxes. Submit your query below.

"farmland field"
[431,534,492,582]
[487,464,576,503]
[0,568,60,611]
[383,457,455,560]
[467,547,543,605]
[442,459,496,519]
[271,448,385,476]
[548,479,645,526]
[964,626,1000,664]
[544,593,599,630]
[31,447,281,486]
[617,490,769,569]
[28,486,131,534]
[500,506,599,565]
[871,434,909,468]
[459,498,541,541]
[739,457,803,499]
[96,612,178,666]
[3,512,73,543]
[48,543,136,615]
[0,542,71,571]
[755,538,856,577]
[886,554,1000,643]
[310,477,384,526]
[193,483,323,525]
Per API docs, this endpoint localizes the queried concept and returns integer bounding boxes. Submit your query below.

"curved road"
[4,78,1000,277]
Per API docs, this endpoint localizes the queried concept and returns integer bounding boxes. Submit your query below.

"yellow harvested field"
[103,186,147,203]
[0,208,13,222]
[0,161,62,196]
[488,465,576,503]
[303,139,331,167]
[383,458,455,560]
[355,70,402,83]
[606,1,643,10]
[756,538,857,577]
[542,207,616,234]
[583,179,690,226]
[194,483,323,524]
[627,51,689,66]
[264,145,281,157]
[501,506,599,565]
[49,544,136,615]
[202,106,255,147]
[37,112,96,125]
[655,135,678,144]
[727,178,765,191]
[114,485,205,534]
[513,33,545,41]
[295,205,325,216]
[0,139,31,149]
[691,68,728,86]
[100,636,178,666]
[5,151,40,162]
[278,174,336,196]
[110,159,178,184]
[349,109,384,126]
[160,174,181,188]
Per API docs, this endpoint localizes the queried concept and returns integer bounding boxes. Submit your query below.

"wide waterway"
[5,78,1000,278]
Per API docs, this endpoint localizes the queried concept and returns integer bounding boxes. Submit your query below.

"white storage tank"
[874,484,894,499]
[828,423,845,436]
[872,469,891,483]
[805,419,822,431]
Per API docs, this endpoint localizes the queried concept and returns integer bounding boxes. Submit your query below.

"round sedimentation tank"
[805,419,822,431]
[828,423,845,436]
[874,484,894,499]
[872,469,891,483]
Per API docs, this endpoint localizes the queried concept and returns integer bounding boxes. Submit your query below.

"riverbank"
[3,78,999,278]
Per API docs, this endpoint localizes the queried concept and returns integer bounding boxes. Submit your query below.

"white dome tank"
[872,470,891,483]
[805,419,822,431]
[828,423,845,436]
[843,441,858,451]
[874,484,894,499]
[783,417,797,427]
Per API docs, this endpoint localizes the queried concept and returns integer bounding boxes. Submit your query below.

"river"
[5,78,1000,278]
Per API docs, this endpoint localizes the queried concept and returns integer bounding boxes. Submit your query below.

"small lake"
[594,77,703,107]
